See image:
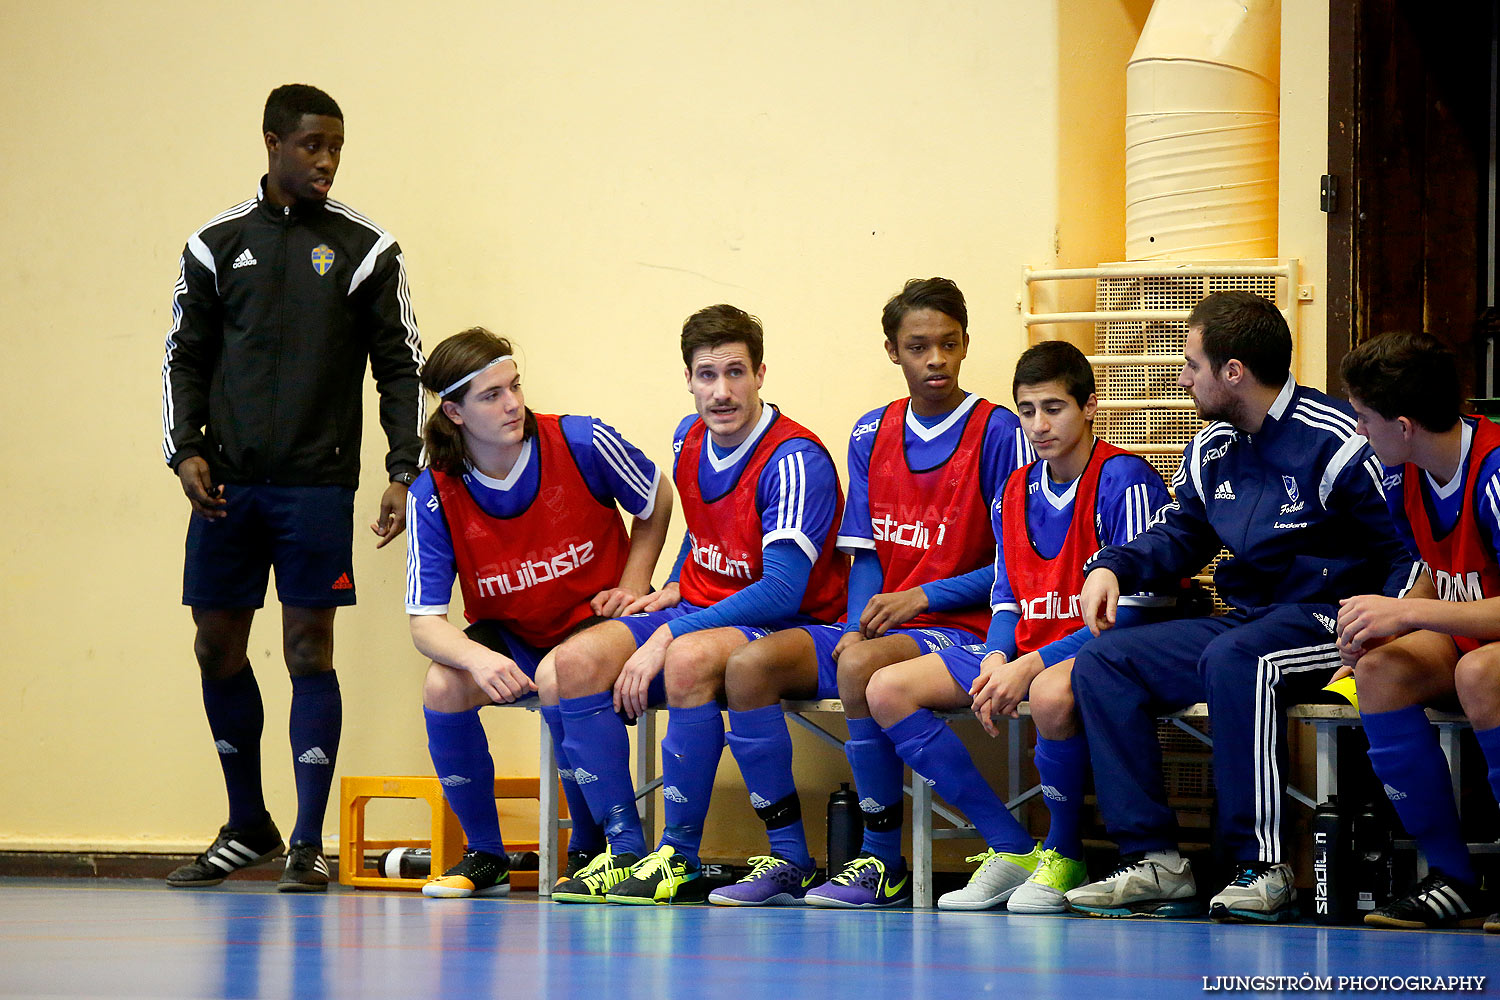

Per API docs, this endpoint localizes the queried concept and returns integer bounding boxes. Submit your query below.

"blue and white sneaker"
[709,855,817,906]
[804,856,911,908]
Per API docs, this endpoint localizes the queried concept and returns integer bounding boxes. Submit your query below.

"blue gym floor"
[0,879,1489,999]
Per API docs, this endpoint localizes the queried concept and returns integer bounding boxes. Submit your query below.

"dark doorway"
[1326,0,1497,396]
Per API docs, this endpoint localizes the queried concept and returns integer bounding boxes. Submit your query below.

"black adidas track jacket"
[161,178,424,489]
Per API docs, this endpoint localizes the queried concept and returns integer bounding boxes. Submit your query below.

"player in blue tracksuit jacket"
[1063,292,1418,924]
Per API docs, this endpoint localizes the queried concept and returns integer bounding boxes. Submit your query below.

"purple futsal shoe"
[708,855,818,906]
[804,856,911,908]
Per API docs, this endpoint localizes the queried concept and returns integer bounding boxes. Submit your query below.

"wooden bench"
[521,700,1475,906]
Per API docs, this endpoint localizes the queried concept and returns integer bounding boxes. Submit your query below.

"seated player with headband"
[405,327,672,898]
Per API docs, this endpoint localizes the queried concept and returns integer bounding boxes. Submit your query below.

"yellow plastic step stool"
[339,775,555,891]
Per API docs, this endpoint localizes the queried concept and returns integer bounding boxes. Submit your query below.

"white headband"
[440,355,514,398]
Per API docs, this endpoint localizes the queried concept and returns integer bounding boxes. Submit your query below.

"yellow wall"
[0,0,1330,860]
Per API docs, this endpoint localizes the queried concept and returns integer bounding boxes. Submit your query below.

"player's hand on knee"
[474,654,535,704]
[1336,594,1409,650]
[993,652,1044,720]
[621,582,680,617]
[831,630,863,662]
[969,651,1008,737]
[177,456,228,519]
[1080,569,1119,635]
[615,625,670,718]
[859,588,928,638]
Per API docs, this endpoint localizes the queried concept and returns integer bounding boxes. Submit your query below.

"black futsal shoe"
[167,819,286,887]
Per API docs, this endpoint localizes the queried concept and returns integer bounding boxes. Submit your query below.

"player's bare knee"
[1454,649,1500,723]
[724,643,777,711]
[864,669,910,728]
[423,662,474,712]
[664,641,725,707]
[835,645,882,706]
[553,631,615,698]
[1351,644,1418,705]
[533,658,559,706]
[1028,671,1077,738]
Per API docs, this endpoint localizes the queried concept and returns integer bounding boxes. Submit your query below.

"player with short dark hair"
[1336,331,1500,932]
[1064,292,1416,922]
[549,304,848,904]
[861,340,1174,912]
[161,83,424,891]
[707,278,1031,907]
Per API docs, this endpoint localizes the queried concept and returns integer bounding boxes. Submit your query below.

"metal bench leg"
[1007,716,1022,817]
[538,723,559,896]
[636,711,658,837]
[1438,725,1462,817]
[912,773,932,908]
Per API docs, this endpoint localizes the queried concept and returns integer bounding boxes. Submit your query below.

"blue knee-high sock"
[727,706,813,869]
[559,692,647,856]
[658,703,725,867]
[1363,706,1474,884]
[540,705,605,856]
[424,706,504,856]
[1474,724,1500,812]
[201,665,267,830]
[288,671,342,848]
[1034,734,1088,858]
[886,710,1033,854]
[845,717,905,865]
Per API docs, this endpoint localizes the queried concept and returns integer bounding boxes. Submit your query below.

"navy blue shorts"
[464,616,608,680]
[798,623,982,699]
[183,484,356,609]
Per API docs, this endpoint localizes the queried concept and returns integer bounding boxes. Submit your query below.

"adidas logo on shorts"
[439,774,472,787]
[1314,613,1338,633]
[1383,783,1408,801]
[297,746,331,765]
[663,785,689,803]
[572,768,598,785]
[1040,784,1067,802]
[214,740,238,755]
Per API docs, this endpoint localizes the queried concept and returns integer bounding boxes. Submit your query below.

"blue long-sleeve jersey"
[1084,379,1419,610]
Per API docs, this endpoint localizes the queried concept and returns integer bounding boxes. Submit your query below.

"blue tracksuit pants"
[1071,605,1339,864]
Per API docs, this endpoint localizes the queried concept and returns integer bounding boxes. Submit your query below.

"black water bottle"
[1310,796,1354,924]
[1351,802,1394,915]
[375,847,432,878]
[826,783,863,876]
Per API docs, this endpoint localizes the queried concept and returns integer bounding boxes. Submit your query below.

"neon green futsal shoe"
[552,846,639,903]
[604,846,706,905]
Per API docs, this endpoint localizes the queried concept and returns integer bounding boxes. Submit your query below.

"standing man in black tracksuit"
[160,84,424,891]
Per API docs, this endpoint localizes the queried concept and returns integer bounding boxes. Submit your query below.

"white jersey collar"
[904,393,978,442]
[1038,462,1080,510]
[706,403,776,473]
[464,438,534,492]
[1425,416,1473,499]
